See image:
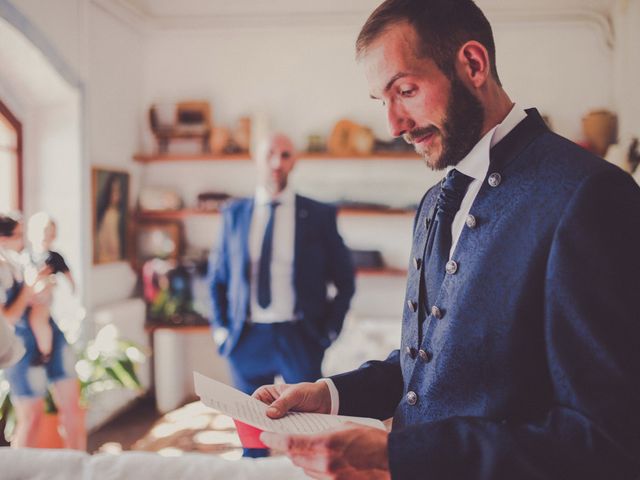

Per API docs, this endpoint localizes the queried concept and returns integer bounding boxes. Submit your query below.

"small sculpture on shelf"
[306,134,326,153]
[197,191,231,212]
[138,187,183,212]
[581,109,618,157]
[206,116,252,154]
[328,119,375,156]
[149,101,212,154]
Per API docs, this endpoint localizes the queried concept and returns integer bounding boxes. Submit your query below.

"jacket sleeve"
[208,207,231,329]
[323,206,356,342]
[386,168,640,479]
[329,349,403,421]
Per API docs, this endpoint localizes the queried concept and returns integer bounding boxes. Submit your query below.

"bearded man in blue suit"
[209,133,355,396]
[254,1,640,478]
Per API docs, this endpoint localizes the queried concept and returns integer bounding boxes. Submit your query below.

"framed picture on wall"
[92,167,130,264]
[136,220,182,264]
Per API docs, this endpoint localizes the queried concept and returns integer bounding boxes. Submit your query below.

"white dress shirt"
[321,104,528,415]
[448,104,528,258]
[249,185,297,323]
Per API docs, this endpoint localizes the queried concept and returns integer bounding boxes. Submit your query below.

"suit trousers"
[228,321,325,395]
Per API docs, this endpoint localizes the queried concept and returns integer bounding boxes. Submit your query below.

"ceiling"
[95,0,618,44]
[116,0,618,19]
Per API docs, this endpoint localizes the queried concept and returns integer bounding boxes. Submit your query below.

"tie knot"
[436,169,473,217]
[269,200,280,210]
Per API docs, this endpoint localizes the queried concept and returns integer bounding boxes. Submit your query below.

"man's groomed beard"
[405,75,485,171]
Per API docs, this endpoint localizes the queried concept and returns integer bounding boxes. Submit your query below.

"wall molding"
[91,1,615,50]
[488,8,614,49]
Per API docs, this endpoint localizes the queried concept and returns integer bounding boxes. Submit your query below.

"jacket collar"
[489,108,550,173]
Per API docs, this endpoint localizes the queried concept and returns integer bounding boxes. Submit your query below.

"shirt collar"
[449,103,527,181]
[255,184,295,206]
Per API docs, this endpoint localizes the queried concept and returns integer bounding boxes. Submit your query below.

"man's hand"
[253,381,332,418]
[260,424,390,480]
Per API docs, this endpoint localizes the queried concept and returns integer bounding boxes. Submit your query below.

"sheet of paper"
[194,372,385,435]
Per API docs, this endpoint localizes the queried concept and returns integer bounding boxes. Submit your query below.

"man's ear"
[456,41,490,89]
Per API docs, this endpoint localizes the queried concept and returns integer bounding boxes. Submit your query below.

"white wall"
[613,0,640,141]
[10,0,145,309]
[86,3,145,307]
[142,17,613,150]
[2,0,147,428]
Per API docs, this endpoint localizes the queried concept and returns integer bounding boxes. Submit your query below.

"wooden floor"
[87,395,161,453]
[1,395,243,459]
[88,395,243,459]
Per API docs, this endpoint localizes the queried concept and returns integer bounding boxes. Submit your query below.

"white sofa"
[0,448,308,480]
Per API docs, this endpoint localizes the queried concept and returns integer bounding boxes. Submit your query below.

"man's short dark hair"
[356,0,501,86]
[0,213,20,238]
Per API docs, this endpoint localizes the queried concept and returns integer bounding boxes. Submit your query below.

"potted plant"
[0,324,147,447]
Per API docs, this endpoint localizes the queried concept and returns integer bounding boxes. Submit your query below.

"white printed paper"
[193,372,385,434]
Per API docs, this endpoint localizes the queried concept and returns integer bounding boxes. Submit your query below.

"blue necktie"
[257,201,280,308]
[421,169,474,318]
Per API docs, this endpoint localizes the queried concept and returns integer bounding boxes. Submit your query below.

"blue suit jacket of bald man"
[330,109,640,479]
[209,194,355,357]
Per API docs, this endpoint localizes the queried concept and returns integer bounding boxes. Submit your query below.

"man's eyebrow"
[369,72,410,100]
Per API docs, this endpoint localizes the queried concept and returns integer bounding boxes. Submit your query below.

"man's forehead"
[269,135,294,151]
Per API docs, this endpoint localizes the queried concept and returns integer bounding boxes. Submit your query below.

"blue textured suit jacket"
[209,194,355,357]
[331,109,640,479]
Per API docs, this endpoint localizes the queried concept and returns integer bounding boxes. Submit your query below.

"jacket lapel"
[294,195,310,291]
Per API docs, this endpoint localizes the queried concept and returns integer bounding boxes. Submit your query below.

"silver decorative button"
[445,260,458,275]
[407,300,417,313]
[418,349,432,362]
[431,305,443,319]
[406,391,418,406]
[466,214,477,229]
[488,172,502,188]
[405,346,417,359]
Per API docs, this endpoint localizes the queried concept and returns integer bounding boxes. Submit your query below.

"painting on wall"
[92,167,130,264]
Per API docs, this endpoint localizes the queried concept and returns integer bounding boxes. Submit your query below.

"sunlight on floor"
[94,400,244,459]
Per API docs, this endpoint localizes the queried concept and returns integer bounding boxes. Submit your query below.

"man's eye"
[400,88,415,96]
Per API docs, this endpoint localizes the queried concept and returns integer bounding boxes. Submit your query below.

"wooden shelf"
[145,323,210,333]
[133,151,419,163]
[356,267,407,277]
[300,151,419,160]
[136,209,219,220]
[134,153,251,163]
[339,207,414,216]
[136,207,414,221]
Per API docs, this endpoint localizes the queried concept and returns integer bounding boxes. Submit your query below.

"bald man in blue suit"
[208,133,355,397]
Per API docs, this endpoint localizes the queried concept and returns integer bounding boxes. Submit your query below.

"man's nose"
[387,102,415,138]
[268,155,283,169]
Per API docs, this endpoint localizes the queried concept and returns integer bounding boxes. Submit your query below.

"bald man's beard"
[263,172,289,196]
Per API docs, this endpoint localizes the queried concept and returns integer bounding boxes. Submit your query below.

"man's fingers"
[260,431,327,453]
[267,387,305,418]
[259,431,288,451]
[252,385,277,404]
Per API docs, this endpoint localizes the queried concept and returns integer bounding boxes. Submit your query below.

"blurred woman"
[0,213,85,450]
